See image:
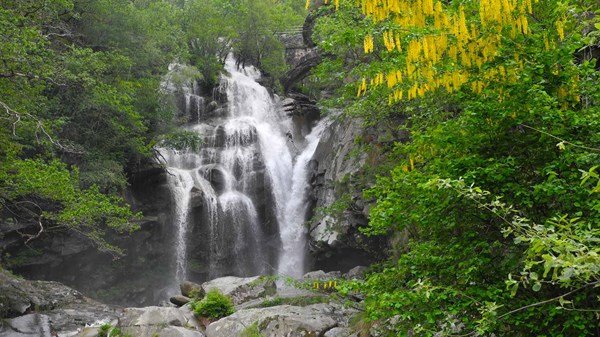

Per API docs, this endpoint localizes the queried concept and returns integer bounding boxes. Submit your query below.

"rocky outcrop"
[307,118,389,272]
[1,163,177,307]
[1,268,370,337]
[0,269,121,336]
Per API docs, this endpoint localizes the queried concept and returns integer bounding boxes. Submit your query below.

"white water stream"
[160,55,326,284]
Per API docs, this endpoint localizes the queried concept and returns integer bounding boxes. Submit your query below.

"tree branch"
[497,281,599,320]
[0,100,84,154]
[0,71,66,86]
[520,123,600,152]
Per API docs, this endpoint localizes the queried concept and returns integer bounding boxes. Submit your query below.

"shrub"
[191,289,235,320]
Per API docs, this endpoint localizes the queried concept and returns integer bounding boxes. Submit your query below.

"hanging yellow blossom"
[364,34,374,53]
[348,0,560,102]
[556,18,565,41]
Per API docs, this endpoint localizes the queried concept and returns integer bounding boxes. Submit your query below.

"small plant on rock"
[98,323,131,337]
[191,289,235,320]
[241,322,263,337]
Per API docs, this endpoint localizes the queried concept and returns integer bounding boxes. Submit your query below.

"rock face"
[307,118,389,272]
[1,314,53,337]
[0,269,121,336]
[1,162,177,307]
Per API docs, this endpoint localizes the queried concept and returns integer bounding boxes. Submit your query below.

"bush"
[191,289,235,320]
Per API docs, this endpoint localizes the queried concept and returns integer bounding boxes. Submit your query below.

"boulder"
[119,307,204,337]
[0,313,52,337]
[0,269,121,336]
[170,295,191,307]
[0,269,82,318]
[303,270,341,280]
[205,304,338,337]
[345,266,368,280]
[324,327,357,337]
[122,326,205,337]
[201,276,276,306]
[121,307,188,327]
[180,281,204,299]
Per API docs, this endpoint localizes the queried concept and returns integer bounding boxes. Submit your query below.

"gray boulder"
[0,269,121,336]
[0,314,52,337]
[302,270,341,280]
[344,266,368,280]
[205,304,338,337]
[170,295,191,307]
[324,327,357,337]
[180,281,204,298]
[201,276,276,305]
[120,306,204,337]
[121,307,188,327]
[122,326,204,337]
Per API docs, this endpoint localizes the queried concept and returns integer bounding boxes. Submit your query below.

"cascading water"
[160,55,324,285]
[277,120,328,277]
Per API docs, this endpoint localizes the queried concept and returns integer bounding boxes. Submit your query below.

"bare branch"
[0,100,84,155]
[24,219,44,244]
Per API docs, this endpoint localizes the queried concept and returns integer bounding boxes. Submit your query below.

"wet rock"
[206,101,218,114]
[180,281,204,299]
[170,296,191,307]
[0,269,84,318]
[189,187,206,208]
[308,118,389,272]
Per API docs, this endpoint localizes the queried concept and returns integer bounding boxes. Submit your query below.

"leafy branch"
[520,123,600,152]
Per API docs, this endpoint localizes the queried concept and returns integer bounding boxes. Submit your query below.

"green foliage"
[159,130,203,152]
[182,0,304,88]
[311,192,352,223]
[98,323,131,337]
[241,322,262,337]
[0,158,140,256]
[312,0,600,335]
[191,289,235,320]
[98,323,111,336]
[0,0,186,260]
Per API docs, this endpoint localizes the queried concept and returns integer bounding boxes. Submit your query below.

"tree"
[311,0,600,335]
[0,0,185,259]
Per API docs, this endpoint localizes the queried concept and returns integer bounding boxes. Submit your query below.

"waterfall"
[277,120,329,277]
[159,55,323,285]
